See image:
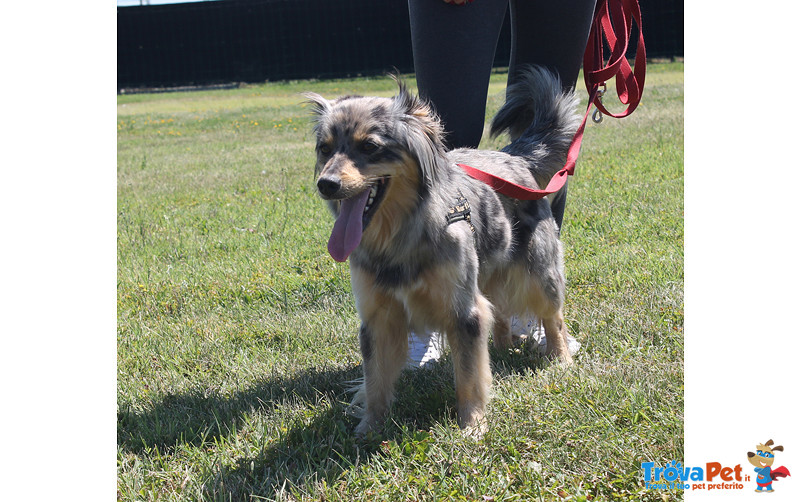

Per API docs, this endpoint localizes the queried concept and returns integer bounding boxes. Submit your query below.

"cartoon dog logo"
[747,440,791,493]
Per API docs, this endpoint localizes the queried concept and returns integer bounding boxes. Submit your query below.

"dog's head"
[305,81,445,261]
[747,440,784,468]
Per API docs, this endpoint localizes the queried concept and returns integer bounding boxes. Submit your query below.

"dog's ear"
[389,77,445,185]
[303,92,332,137]
[390,76,436,121]
[303,92,332,120]
[772,445,784,452]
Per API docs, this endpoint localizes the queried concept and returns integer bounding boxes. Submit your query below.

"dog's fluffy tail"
[490,65,581,183]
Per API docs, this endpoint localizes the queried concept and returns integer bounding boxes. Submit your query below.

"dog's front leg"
[355,318,407,436]
[352,271,408,437]
[446,293,494,438]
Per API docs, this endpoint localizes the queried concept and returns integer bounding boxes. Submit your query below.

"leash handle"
[459,0,646,201]
[585,0,646,119]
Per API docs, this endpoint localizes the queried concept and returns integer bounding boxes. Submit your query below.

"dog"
[305,66,580,437]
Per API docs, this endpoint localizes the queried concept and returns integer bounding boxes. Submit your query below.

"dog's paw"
[457,404,487,440]
[493,332,521,350]
[544,346,574,366]
[461,418,488,440]
[354,416,382,439]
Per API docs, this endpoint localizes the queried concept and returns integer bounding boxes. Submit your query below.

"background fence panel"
[117,0,682,91]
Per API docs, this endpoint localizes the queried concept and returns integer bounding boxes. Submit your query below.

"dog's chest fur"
[350,171,526,293]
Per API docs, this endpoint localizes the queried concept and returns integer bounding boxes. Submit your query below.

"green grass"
[117,62,684,501]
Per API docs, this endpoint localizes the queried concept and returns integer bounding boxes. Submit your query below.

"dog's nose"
[317,177,341,197]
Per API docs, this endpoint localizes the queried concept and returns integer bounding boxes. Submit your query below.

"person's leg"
[508,0,596,230]
[407,1,508,368]
[507,0,596,92]
[504,0,596,345]
[408,0,509,149]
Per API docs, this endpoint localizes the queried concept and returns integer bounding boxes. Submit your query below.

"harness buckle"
[446,190,476,234]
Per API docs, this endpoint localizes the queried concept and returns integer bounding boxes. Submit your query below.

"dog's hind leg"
[541,312,573,364]
[492,314,513,350]
[446,293,494,437]
[531,280,573,364]
[523,209,573,364]
[352,286,409,437]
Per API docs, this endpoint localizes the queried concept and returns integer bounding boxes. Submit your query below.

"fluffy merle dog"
[305,66,580,437]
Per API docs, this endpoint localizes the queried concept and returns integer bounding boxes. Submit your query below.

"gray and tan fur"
[305,66,581,437]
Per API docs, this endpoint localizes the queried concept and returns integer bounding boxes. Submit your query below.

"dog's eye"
[318,144,332,155]
[360,141,379,154]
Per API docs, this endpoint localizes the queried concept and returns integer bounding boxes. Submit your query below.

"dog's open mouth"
[327,177,389,262]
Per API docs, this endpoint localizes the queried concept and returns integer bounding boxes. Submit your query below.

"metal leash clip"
[592,83,606,123]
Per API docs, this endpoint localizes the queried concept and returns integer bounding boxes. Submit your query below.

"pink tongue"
[327,189,370,262]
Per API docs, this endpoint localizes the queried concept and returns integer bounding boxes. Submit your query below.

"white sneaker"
[406,331,444,369]
[405,315,580,371]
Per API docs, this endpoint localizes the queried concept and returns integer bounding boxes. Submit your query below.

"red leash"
[459,0,646,200]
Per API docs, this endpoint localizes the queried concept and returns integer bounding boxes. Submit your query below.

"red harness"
[458,0,646,200]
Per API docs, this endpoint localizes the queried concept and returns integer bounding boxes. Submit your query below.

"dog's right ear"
[303,92,332,119]
[303,92,332,137]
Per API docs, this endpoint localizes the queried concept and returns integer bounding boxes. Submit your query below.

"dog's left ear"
[390,76,438,123]
[390,77,445,185]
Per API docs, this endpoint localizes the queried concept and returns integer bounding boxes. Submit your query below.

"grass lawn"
[117,62,684,501]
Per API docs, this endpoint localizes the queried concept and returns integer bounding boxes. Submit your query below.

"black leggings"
[408,0,597,229]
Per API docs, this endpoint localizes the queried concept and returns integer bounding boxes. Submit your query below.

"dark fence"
[118,0,682,91]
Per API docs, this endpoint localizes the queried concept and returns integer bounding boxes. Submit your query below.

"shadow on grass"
[118,345,546,498]
[118,364,362,454]
[206,365,464,498]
